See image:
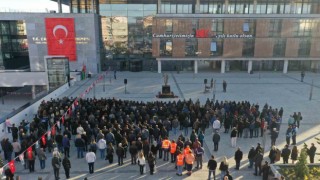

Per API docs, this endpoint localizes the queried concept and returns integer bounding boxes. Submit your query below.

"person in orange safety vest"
[170,140,177,163]
[184,145,191,169]
[162,137,171,161]
[185,150,195,176]
[176,151,184,176]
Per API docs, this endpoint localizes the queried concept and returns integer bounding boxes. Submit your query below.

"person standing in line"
[270,128,278,146]
[301,70,305,82]
[162,137,171,161]
[176,151,184,176]
[212,118,221,133]
[291,125,298,145]
[147,152,156,175]
[97,138,107,159]
[268,146,277,164]
[248,146,256,168]
[281,145,291,164]
[137,151,146,175]
[222,80,227,92]
[230,127,238,148]
[38,148,46,170]
[307,143,317,163]
[172,117,179,135]
[170,140,177,163]
[291,145,298,164]
[219,157,229,180]
[262,161,270,180]
[185,150,195,176]
[52,154,61,180]
[129,141,138,164]
[234,147,243,170]
[253,150,263,176]
[212,131,220,151]
[85,149,96,174]
[195,145,204,169]
[27,149,36,172]
[296,112,302,128]
[62,135,70,158]
[285,125,292,146]
[106,143,114,164]
[116,143,125,166]
[12,139,21,162]
[207,155,217,180]
[62,155,71,179]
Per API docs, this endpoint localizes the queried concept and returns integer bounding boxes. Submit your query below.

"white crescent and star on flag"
[52,25,68,44]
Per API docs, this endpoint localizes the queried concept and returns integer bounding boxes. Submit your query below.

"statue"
[163,73,169,86]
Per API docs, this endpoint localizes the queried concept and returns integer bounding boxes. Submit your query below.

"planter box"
[270,163,320,179]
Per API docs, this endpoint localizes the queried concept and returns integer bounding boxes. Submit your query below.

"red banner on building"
[45,18,77,61]
[196,29,210,38]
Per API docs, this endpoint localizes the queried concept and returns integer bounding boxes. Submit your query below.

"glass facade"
[99,2,156,63]
[0,20,29,70]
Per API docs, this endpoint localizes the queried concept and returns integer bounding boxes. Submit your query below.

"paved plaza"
[4,71,320,180]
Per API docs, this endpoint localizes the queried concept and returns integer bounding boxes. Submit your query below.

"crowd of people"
[0,97,316,180]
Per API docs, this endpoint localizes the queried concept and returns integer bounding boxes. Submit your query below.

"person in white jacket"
[137,151,146,175]
[86,149,96,174]
[97,138,107,159]
[212,119,221,132]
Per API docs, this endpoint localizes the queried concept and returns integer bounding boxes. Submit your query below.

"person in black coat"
[148,152,156,175]
[248,146,256,168]
[308,143,317,163]
[234,147,243,170]
[270,128,278,146]
[212,131,220,151]
[262,161,270,180]
[281,145,291,164]
[116,143,125,166]
[62,155,71,179]
[129,141,138,164]
[207,155,217,180]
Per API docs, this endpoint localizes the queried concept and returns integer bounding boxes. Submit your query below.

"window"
[293,19,313,37]
[273,38,286,57]
[200,0,224,14]
[243,19,255,35]
[210,39,223,56]
[269,19,282,37]
[228,1,253,14]
[257,0,291,14]
[211,19,224,34]
[0,20,29,70]
[160,39,172,56]
[298,39,311,57]
[242,39,255,57]
[185,39,197,56]
[165,19,173,33]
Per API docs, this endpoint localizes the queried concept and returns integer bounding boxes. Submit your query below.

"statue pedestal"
[157,85,177,98]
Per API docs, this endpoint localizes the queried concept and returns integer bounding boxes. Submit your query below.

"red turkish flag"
[9,160,15,174]
[45,18,77,61]
[196,29,209,38]
[41,135,46,146]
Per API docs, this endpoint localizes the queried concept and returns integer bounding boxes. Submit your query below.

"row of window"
[159,38,311,57]
[163,19,317,37]
[160,0,319,14]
